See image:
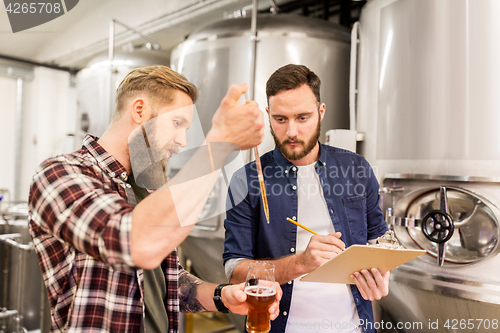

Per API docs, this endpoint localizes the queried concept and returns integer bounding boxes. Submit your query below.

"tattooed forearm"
[179,273,207,313]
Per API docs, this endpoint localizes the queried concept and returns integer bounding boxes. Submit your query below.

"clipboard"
[300,245,426,284]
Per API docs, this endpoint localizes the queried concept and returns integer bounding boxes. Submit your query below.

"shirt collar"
[271,141,327,174]
[82,135,128,180]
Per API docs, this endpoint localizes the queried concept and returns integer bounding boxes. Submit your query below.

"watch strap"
[213,283,232,313]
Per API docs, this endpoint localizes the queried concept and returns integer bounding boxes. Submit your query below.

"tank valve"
[421,187,454,266]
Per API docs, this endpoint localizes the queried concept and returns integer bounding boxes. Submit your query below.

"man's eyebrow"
[272,111,315,118]
[296,112,314,116]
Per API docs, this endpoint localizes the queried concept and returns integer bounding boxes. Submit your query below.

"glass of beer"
[244,261,276,333]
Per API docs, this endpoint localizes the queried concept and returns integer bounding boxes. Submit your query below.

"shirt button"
[292,216,296,220]
[283,311,288,316]
[110,172,115,177]
[290,248,295,253]
[292,167,297,171]
[285,170,288,173]
[121,172,128,180]
[126,184,132,188]
[330,209,334,214]
[288,281,292,285]
[292,185,297,190]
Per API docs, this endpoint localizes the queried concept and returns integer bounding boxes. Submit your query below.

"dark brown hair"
[114,65,198,119]
[265,64,321,104]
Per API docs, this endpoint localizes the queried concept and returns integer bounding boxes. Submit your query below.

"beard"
[270,117,321,161]
[130,122,180,189]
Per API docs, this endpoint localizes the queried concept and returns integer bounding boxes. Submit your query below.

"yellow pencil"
[286,218,318,235]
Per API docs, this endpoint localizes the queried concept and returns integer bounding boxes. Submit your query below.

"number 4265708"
[5,2,62,14]
[444,319,498,330]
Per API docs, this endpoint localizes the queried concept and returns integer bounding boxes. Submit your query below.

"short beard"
[270,117,321,161]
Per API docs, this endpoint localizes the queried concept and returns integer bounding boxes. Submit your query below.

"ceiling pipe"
[0,53,79,74]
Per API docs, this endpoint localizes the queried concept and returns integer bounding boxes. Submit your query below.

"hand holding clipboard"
[287,218,425,300]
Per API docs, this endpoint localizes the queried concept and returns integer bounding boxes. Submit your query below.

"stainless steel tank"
[354,0,500,331]
[171,13,351,331]
[172,14,351,157]
[75,51,170,147]
[0,202,49,333]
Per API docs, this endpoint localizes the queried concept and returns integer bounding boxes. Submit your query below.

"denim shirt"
[223,143,388,333]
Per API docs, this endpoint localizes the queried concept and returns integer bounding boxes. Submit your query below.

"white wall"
[0,76,18,198]
[0,67,76,202]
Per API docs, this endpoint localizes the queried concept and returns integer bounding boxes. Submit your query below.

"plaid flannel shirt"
[28,135,182,333]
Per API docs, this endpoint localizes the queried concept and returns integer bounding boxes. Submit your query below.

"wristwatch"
[213,283,232,313]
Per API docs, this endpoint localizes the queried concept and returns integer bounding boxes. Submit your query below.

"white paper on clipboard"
[300,245,426,284]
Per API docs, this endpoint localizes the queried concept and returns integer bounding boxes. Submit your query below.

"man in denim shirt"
[223,64,390,333]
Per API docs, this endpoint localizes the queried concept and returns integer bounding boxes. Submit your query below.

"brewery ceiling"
[0,0,366,73]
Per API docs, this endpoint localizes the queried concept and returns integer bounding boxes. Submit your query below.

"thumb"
[235,289,247,302]
[223,83,248,104]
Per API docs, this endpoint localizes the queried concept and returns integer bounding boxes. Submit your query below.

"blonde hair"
[114,65,198,120]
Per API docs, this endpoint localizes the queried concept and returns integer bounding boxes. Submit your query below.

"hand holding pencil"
[287,217,345,272]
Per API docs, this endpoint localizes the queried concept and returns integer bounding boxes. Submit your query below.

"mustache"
[153,144,179,159]
[161,144,179,157]
[283,138,305,145]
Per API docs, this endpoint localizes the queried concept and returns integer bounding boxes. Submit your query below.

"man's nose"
[286,121,298,138]
[174,130,187,147]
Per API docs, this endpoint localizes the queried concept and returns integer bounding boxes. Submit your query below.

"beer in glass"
[245,261,276,333]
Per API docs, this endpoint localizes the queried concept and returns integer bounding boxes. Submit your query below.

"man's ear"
[319,103,326,121]
[130,98,147,124]
[266,106,270,116]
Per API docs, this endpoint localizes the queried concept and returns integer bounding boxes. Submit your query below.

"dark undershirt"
[128,175,169,333]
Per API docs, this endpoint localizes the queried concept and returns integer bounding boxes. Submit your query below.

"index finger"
[324,233,345,250]
[371,268,390,286]
[223,83,249,104]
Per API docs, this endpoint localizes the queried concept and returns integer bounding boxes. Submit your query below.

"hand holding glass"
[244,261,276,333]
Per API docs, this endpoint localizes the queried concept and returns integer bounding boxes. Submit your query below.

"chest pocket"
[342,195,367,243]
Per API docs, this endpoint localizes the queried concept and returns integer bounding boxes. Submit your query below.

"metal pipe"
[0,236,34,251]
[1,245,9,309]
[112,20,161,49]
[0,309,17,319]
[0,234,21,241]
[268,0,279,13]
[15,250,25,332]
[109,20,115,125]
[249,0,258,101]
[248,0,258,165]
[0,53,78,74]
[349,22,359,131]
[108,19,163,124]
[14,78,23,201]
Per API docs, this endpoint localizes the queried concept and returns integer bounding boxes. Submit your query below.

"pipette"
[245,91,270,224]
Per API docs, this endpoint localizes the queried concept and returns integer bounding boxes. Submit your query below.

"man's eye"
[275,118,284,123]
[174,121,181,127]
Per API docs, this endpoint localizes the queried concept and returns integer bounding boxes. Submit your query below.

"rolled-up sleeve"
[29,160,135,270]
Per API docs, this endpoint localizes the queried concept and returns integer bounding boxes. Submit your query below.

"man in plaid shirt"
[28,65,280,332]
